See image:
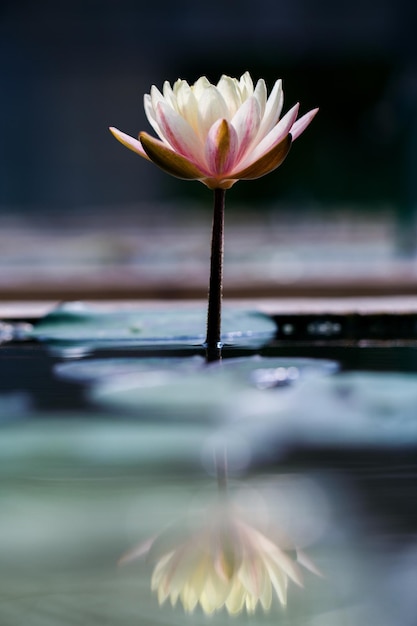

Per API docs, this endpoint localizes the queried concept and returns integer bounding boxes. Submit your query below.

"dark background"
[1,0,416,214]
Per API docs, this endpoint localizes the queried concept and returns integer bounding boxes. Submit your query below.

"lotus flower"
[110,72,318,361]
[120,502,321,615]
[110,72,318,190]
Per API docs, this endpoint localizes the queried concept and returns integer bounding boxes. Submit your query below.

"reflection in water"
[120,464,322,615]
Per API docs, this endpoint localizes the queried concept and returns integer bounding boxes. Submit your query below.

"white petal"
[180,583,199,612]
[239,71,254,99]
[192,75,211,100]
[216,75,241,115]
[172,78,187,95]
[241,523,303,587]
[166,546,203,599]
[162,80,178,110]
[264,558,288,606]
[205,566,232,606]
[144,94,165,141]
[150,85,165,114]
[196,86,229,137]
[237,102,299,170]
[175,82,201,133]
[151,551,175,590]
[225,581,246,614]
[290,107,319,140]
[199,589,219,614]
[239,555,266,599]
[256,79,284,142]
[260,577,272,611]
[185,554,210,599]
[253,78,267,118]
[153,554,177,605]
[266,544,303,586]
[245,593,258,614]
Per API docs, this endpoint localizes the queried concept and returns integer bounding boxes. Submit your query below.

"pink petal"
[109,127,150,160]
[155,100,205,166]
[231,96,261,161]
[231,134,291,180]
[205,119,238,175]
[290,108,319,140]
[236,103,299,171]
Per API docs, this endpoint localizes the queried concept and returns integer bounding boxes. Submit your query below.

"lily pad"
[225,371,417,460]
[29,302,277,351]
[55,354,337,387]
[213,355,338,388]
[292,371,417,445]
[89,356,338,421]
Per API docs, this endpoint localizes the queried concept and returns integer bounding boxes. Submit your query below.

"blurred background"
[1,0,417,299]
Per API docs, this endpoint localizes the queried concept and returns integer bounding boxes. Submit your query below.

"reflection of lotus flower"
[120,503,320,615]
[110,72,318,190]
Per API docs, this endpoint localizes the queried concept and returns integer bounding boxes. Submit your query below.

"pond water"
[0,327,416,626]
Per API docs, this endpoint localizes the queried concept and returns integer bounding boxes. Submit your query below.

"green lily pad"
[296,371,417,445]
[29,302,277,351]
[213,356,338,388]
[88,356,338,420]
[226,371,417,457]
[55,355,337,387]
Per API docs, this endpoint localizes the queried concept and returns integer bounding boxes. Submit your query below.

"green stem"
[205,188,226,362]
